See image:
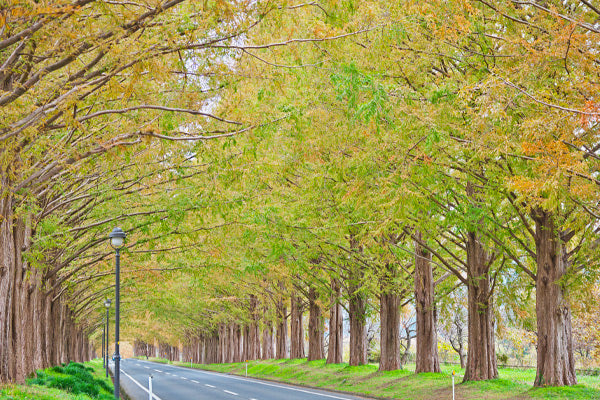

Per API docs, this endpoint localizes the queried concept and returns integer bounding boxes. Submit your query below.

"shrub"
[498,353,509,366]
[28,361,111,399]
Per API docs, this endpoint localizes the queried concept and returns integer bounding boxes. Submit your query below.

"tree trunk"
[261,322,274,359]
[379,291,401,371]
[290,294,305,359]
[414,233,441,373]
[233,324,241,362]
[248,295,261,360]
[463,230,497,381]
[326,278,343,364]
[275,299,288,359]
[307,287,324,361]
[348,274,367,366]
[532,208,576,387]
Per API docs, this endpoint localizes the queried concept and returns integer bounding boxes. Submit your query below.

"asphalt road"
[113,358,370,400]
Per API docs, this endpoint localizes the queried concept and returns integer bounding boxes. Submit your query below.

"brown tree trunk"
[0,196,18,383]
[326,278,343,364]
[261,322,274,359]
[233,324,241,362]
[532,208,576,387]
[414,233,441,373]
[379,292,401,371]
[348,272,367,366]
[463,230,497,381]
[248,295,261,360]
[242,326,250,361]
[307,287,324,361]
[290,294,305,359]
[275,298,288,359]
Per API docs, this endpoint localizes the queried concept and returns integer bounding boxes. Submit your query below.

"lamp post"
[102,320,105,369]
[109,227,126,399]
[104,298,111,378]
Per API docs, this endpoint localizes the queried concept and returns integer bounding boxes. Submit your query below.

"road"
[114,359,370,400]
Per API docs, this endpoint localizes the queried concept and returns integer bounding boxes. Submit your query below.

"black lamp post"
[104,298,111,378]
[109,227,126,399]
[102,320,105,369]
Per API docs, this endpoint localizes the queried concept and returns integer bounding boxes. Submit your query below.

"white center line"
[224,390,238,396]
[191,380,199,383]
[205,384,215,388]
[153,369,162,373]
[144,366,150,369]
[181,377,188,380]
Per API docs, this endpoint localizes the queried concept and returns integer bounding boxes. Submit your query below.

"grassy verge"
[0,359,114,400]
[172,358,600,400]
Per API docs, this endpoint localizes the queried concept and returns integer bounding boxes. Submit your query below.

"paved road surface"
[113,359,370,400]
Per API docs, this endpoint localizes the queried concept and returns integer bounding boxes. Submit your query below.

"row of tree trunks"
[158,342,180,361]
[134,340,155,358]
[0,196,92,383]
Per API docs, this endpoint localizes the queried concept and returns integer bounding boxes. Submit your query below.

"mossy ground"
[0,359,114,400]
[169,358,600,400]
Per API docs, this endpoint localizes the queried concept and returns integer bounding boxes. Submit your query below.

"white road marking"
[224,390,238,396]
[191,380,199,383]
[139,360,356,399]
[144,366,150,369]
[172,374,178,377]
[181,377,188,380]
[191,369,355,400]
[120,369,163,400]
[153,369,162,373]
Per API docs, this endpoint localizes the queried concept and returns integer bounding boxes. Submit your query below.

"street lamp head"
[104,298,111,308]
[109,227,126,249]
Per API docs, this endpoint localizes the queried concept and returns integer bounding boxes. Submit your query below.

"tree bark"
[290,294,305,359]
[261,322,274,359]
[379,292,401,371]
[307,287,325,361]
[326,278,343,364]
[463,230,497,381]
[275,298,288,359]
[348,273,367,366]
[532,208,577,387]
[414,233,441,373]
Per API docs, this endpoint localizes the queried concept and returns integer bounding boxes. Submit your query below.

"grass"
[171,358,600,400]
[0,359,114,400]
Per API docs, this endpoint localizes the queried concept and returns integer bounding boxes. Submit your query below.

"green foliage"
[27,362,112,400]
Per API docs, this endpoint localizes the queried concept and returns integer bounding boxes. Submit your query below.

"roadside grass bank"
[163,358,600,400]
[0,359,113,400]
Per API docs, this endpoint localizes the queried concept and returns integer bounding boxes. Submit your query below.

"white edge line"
[120,369,163,400]
[181,368,354,400]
